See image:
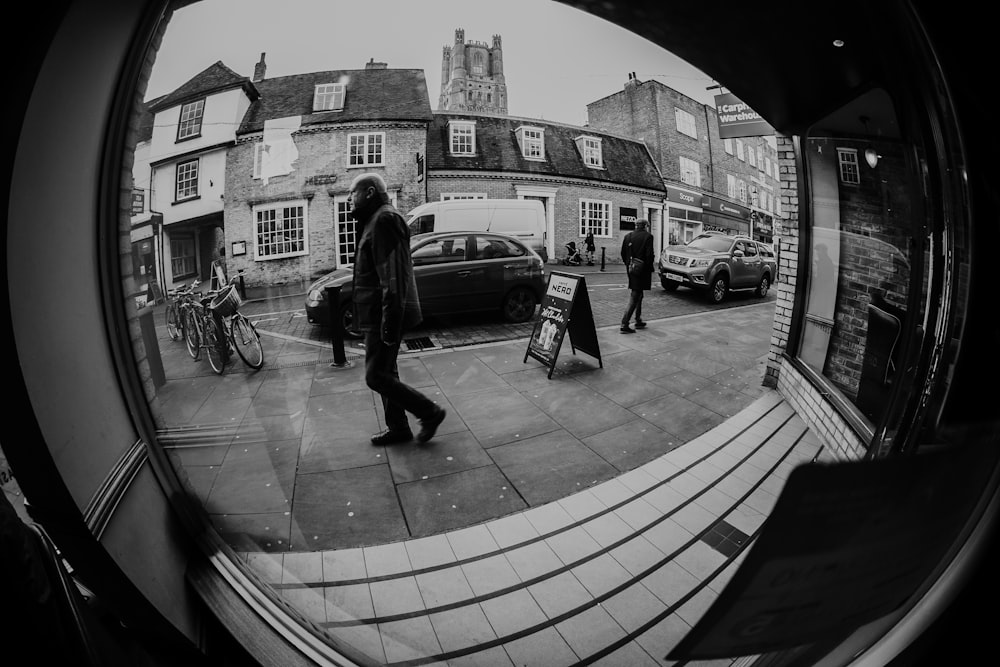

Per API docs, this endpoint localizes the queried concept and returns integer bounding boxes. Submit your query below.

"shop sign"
[524,271,602,379]
[619,207,638,230]
[703,195,750,220]
[666,185,701,207]
[131,189,144,215]
[714,92,775,139]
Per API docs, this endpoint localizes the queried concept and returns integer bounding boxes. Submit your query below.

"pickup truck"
[658,232,777,303]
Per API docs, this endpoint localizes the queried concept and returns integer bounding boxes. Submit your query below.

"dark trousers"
[622,288,644,326]
[364,331,437,432]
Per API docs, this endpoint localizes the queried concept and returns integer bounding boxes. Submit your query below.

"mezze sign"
[715,93,774,139]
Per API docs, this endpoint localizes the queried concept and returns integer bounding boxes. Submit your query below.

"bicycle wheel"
[183,308,200,359]
[204,318,227,375]
[165,303,181,340]
[230,313,264,370]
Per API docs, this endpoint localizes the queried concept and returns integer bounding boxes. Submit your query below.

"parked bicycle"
[164,280,199,342]
[182,286,229,374]
[212,282,264,371]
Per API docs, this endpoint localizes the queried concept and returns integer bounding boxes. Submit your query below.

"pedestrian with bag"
[584,231,596,266]
[349,172,447,445]
[620,218,654,334]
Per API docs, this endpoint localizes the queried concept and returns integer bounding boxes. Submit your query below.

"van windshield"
[409,214,434,235]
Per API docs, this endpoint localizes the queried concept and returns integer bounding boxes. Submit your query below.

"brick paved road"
[236,266,778,353]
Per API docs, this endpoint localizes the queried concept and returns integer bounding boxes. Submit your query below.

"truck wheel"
[755,274,771,298]
[708,275,729,303]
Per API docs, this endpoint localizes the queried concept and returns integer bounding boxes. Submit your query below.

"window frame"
[348,131,385,167]
[440,193,487,201]
[449,121,476,156]
[579,198,612,238]
[175,158,199,202]
[674,107,697,139]
[837,147,861,185]
[253,199,309,261]
[724,138,734,155]
[736,139,745,161]
[313,83,345,112]
[679,156,701,187]
[727,174,737,198]
[176,98,205,142]
[519,126,546,160]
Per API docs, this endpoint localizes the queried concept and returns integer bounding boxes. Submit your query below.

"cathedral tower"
[438,28,507,114]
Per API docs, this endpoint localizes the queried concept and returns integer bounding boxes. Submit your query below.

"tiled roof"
[426,113,665,191]
[148,61,258,113]
[237,69,433,135]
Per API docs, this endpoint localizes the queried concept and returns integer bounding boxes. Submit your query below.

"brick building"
[223,57,433,288]
[586,75,781,250]
[423,111,666,263]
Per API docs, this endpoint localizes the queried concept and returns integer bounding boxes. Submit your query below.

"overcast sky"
[146,0,719,127]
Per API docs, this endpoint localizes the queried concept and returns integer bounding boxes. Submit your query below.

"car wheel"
[338,301,363,339]
[660,277,679,291]
[708,275,729,303]
[502,287,536,323]
[756,274,771,298]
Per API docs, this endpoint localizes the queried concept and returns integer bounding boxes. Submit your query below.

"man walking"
[620,218,655,333]
[349,173,446,444]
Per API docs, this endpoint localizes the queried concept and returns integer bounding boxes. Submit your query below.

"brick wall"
[822,139,911,397]
[587,78,781,215]
[225,122,428,287]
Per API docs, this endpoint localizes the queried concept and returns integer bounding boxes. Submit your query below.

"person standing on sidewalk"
[584,231,596,266]
[349,172,446,445]
[620,218,654,334]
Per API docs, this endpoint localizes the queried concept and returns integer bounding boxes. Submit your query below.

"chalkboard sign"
[524,271,602,378]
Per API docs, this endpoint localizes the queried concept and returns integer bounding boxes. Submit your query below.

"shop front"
[665,185,703,245]
[701,195,750,236]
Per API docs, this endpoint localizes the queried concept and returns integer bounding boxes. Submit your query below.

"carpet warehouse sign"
[715,92,774,139]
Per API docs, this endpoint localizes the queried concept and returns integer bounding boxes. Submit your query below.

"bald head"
[350,172,388,195]
[636,218,649,230]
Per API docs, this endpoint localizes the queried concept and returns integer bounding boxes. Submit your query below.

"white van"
[405,199,548,262]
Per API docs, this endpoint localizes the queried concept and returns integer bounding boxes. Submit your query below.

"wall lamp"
[859,115,880,168]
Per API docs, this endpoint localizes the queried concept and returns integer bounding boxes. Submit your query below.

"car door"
[474,234,529,308]
[410,234,476,315]
[731,239,759,288]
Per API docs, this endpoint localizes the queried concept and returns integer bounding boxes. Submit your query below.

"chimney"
[253,52,266,82]
[365,57,388,70]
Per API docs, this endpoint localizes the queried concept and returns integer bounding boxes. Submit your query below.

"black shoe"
[371,429,413,445]
[620,326,636,334]
[417,407,446,443]
[635,321,647,329]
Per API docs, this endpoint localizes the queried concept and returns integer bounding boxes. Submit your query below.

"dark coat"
[621,229,654,290]
[352,197,422,340]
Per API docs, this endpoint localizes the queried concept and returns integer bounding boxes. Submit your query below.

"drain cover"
[404,336,437,351]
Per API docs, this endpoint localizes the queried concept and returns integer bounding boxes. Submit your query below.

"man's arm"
[371,211,410,344]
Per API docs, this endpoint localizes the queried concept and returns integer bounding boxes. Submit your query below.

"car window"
[476,237,525,259]
[743,242,758,257]
[758,243,775,259]
[412,236,466,266]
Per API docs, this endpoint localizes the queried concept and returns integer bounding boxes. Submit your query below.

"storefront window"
[797,88,928,438]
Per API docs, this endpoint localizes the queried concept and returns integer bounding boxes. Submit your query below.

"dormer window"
[313,83,345,112]
[516,126,545,160]
[575,135,604,168]
[176,99,205,141]
[449,120,476,155]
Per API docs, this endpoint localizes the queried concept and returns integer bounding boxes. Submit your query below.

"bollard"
[325,285,351,368]
[600,247,606,272]
[237,270,247,300]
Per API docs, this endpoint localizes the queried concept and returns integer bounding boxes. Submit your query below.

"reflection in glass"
[799,88,926,437]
